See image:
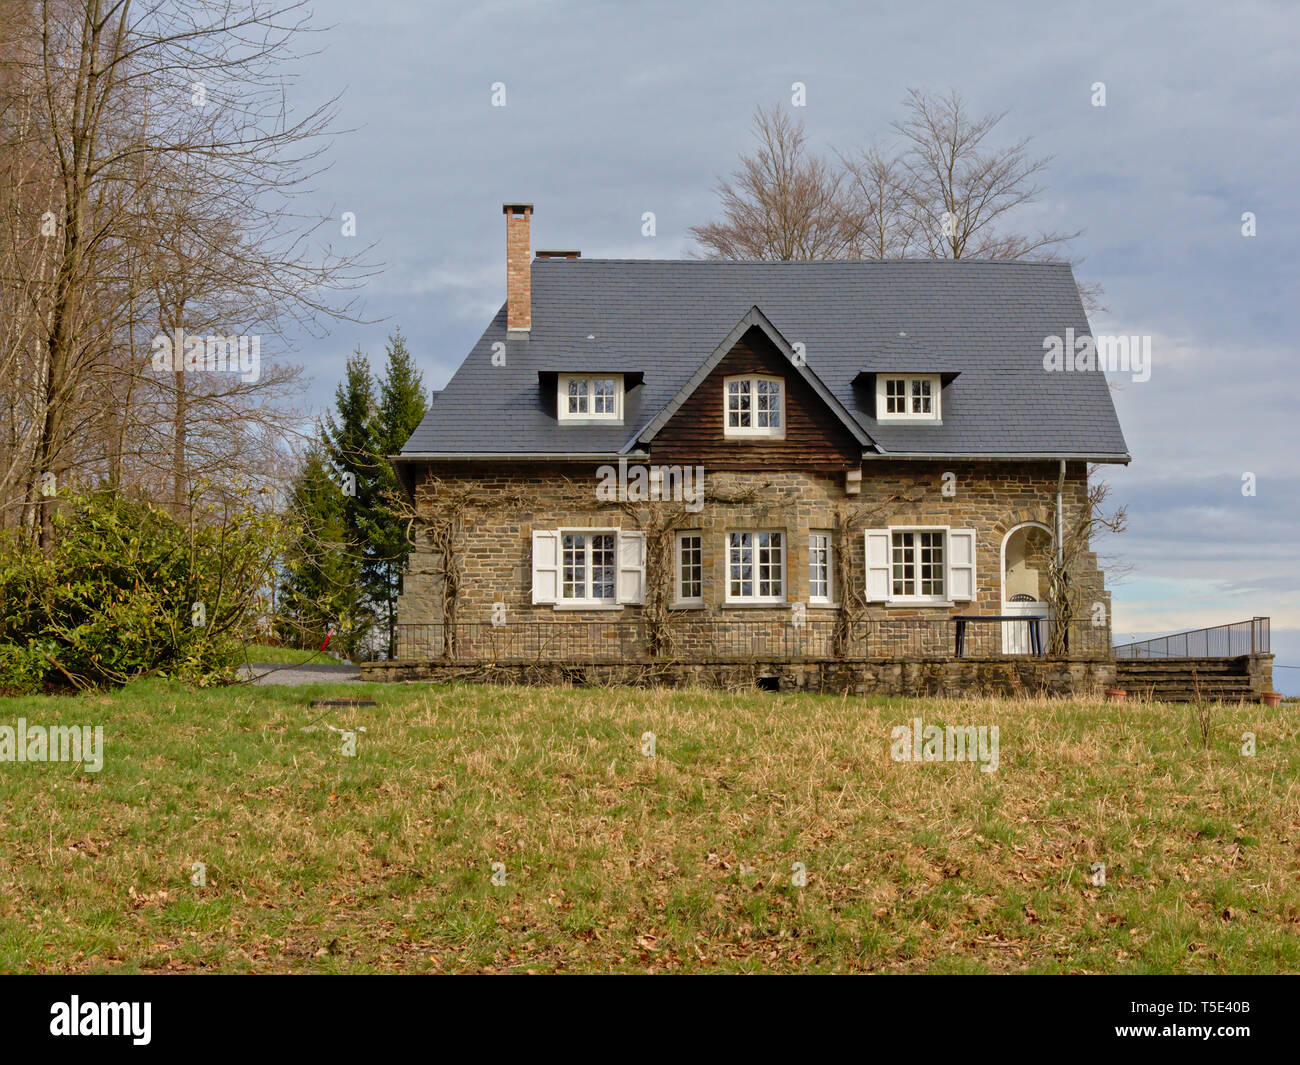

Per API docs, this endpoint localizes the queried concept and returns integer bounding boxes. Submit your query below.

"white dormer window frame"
[876,374,941,422]
[724,374,785,439]
[558,374,623,422]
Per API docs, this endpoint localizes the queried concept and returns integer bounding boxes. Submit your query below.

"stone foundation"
[361,655,1117,697]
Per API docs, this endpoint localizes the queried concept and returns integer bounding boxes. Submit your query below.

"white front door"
[1002,601,1048,654]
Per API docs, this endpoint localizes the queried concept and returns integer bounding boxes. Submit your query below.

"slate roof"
[398,259,1130,461]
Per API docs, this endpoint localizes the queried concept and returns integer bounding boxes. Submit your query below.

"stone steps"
[1116,658,1247,675]
[1125,691,1255,703]
[1115,658,1257,702]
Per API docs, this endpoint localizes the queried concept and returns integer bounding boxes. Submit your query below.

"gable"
[649,325,862,470]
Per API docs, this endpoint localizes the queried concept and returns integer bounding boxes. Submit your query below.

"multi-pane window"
[728,531,784,602]
[910,377,932,414]
[809,531,832,603]
[891,530,945,599]
[592,377,617,414]
[877,375,940,421]
[561,532,616,601]
[559,375,622,420]
[566,377,588,414]
[884,377,908,414]
[676,532,703,604]
[725,376,783,437]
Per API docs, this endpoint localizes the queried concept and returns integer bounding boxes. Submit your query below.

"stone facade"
[395,458,1113,661]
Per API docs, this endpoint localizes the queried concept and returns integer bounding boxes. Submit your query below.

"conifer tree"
[372,329,429,656]
[277,444,361,651]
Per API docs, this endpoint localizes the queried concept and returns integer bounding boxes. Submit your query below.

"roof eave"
[393,451,643,462]
[861,450,1131,464]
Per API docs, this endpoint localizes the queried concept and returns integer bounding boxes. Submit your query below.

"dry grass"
[0,679,1296,973]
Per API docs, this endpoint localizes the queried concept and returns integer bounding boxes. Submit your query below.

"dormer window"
[724,375,784,438]
[876,374,941,422]
[558,374,623,422]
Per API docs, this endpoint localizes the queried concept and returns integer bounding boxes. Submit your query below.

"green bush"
[0,489,288,690]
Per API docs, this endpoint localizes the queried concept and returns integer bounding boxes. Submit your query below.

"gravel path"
[239,662,361,686]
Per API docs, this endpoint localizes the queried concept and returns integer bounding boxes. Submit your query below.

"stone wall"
[1251,654,1275,695]
[361,654,1117,697]
[395,459,1113,658]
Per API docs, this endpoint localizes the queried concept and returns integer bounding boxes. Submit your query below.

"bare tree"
[838,142,913,258]
[689,106,861,261]
[0,0,373,547]
[892,88,1080,261]
[691,91,1102,309]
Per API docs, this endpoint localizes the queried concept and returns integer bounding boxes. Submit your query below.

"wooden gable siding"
[648,326,861,470]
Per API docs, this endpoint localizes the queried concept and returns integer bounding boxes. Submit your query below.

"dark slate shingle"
[399,259,1129,459]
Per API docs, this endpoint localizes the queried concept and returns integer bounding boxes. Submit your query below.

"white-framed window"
[809,531,833,604]
[876,374,941,421]
[890,529,945,600]
[726,531,785,603]
[532,529,646,608]
[724,375,784,438]
[863,527,976,605]
[675,531,703,606]
[561,531,617,603]
[558,374,623,421]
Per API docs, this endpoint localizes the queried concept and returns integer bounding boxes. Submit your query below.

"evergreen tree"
[372,329,429,656]
[319,350,384,656]
[279,332,428,659]
[277,444,362,652]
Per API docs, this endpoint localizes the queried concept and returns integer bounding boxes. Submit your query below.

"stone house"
[387,203,1129,684]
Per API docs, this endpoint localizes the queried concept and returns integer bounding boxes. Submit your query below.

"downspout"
[1055,459,1066,655]
[1056,459,1065,566]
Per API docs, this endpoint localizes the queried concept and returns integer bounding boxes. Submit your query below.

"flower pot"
[1104,688,1127,704]
[1261,692,1282,707]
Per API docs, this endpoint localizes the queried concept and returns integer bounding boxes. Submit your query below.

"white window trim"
[723,374,785,439]
[558,374,623,423]
[886,526,950,605]
[808,530,836,606]
[557,528,620,607]
[876,374,941,422]
[672,530,705,608]
[724,529,787,605]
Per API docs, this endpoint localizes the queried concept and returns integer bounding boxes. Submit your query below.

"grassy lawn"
[0,680,1296,973]
[240,643,339,665]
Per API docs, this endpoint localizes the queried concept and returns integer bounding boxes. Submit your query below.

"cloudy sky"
[285,0,1300,688]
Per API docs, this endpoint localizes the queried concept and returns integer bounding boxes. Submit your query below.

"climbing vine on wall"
[409,476,530,657]
[620,477,770,659]
[1047,470,1126,655]
[831,488,925,658]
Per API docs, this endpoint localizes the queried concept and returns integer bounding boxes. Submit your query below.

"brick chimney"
[503,202,533,332]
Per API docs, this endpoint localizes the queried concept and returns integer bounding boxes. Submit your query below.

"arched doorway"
[1001,522,1052,654]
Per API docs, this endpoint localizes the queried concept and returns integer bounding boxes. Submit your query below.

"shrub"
[0,489,289,689]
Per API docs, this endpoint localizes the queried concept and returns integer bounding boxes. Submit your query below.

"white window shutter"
[531,530,560,604]
[617,530,646,604]
[948,529,976,601]
[864,529,890,602]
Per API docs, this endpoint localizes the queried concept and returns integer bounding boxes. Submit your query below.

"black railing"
[394,616,1112,663]
[1113,618,1270,659]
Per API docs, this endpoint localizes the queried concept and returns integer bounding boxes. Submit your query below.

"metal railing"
[394,616,1112,663]
[1112,617,1270,659]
